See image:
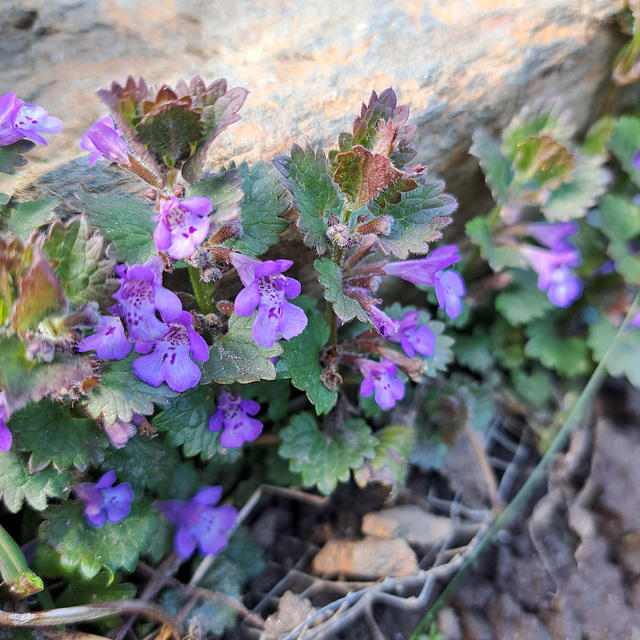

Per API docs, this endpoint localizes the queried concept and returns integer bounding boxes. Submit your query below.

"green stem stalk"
[188,265,213,315]
[0,523,43,597]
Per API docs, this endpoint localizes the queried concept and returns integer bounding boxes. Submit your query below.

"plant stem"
[409,291,640,639]
[188,265,213,315]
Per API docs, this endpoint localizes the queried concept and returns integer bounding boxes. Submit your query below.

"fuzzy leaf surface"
[353,424,414,499]
[44,216,117,308]
[0,140,35,174]
[70,194,157,264]
[227,161,288,257]
[187,168,244,225]
[587,314,640,388]
[465,217,526,272]
[202,314,282,384]
[0,449,71,513]
[495,270,553,325]
[371,175,456,258]
[56,570,136,608]
[276,308,337,415]
[609,115,640,188]
[314,258,368,324]
[7,198,59,242]
[598,194,640,284]
[84,354,179,424]
[39,500,159,580]
[470,129,514,205]
[279,413,376,494]
[10,400,108,472]
[525,319,591,377]
[273,144,341,253]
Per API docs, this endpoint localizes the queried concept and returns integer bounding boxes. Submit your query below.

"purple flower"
[230,253,308,348]
[152,196,211,260]
[520,244,582,308]
[132,311,208,392]
[369,306,398,338]
[525,221,578,252]
[156,486,237,560]
[389,311,435,357]
[112,264,182,342]
[0,92,63,147]
[74,470,134,527]
[632,311,640,328]
[633,149,640,171]
[383,246,466,319]
[208,391,263,448]
[77,315,132,360]
[80,116,130,167]
[357,357,405,409]
[0,391,11,453]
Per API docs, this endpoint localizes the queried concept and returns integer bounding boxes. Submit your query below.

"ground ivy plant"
[0,80,463,635]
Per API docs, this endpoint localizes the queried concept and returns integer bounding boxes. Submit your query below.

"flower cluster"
[0,92,63,147]
[80,117,129,167]
[383,246,466,319]
[0,391,11,453]
[208,391,263,447]
[519,221,582,308]
[75,470,134,527]
[156,486,237,560]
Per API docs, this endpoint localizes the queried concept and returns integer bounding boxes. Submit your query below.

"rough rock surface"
[1,0,634,215]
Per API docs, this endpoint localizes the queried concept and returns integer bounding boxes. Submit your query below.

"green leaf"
[494,270,553,325]
[465,216,526,272]
[239,379,291,423]
[84,354,179,424]
[187,168,245,225]
[510,366,552,407]
[70,193,157,264]
[0,140,36,174]
[314,258,368,324]
[490,318,526,370]
[278,413,376,495]
[353,424,414,499]
[7,198,59,242]
[609,115,640,187]
[470,129,514,205]
[101,434,182,493]
[56,570,136,608]
[587,314,640,388]
[541,154,608,221]
[201,313,282,384]
[371,176,457,259]
[152,385,232,460]
[582,116,615,156]
[452,326,495,374]
[39,500,160,580]
[43,215,118,308]
[9,399,108,472]
[0,448,71,513]
[225,161,288,257]
[273,144,342,253]
[276,308,337,415]
[598,194,640,284]
[525,318,592,377]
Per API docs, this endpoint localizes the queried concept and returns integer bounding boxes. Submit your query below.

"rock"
[2,0,637,219]
[437,607,463,640]
[261,591,315,640]
[361,505,451,547]
[312,536,418,579]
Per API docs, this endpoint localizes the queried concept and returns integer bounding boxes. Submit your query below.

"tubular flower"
[77,315,132,360]
[74,470,134,527]
[0,92,63,147]
[112,264,182,342]
[208,391,263,448]
[0,391,11,453]
[230,253,308,348]
[152,196,211,259]
[80,116,130,167]
[132,311,209,392]
[357,357,405,409]
[156,486,237,560]
[525,221,579,251]
[383,245,466,319]
[369,306,398,338]
[388,311,435,357]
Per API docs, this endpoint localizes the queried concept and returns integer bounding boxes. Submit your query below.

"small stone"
[312,536,418,579]
[361,505,451,547]
[437,607,463,640]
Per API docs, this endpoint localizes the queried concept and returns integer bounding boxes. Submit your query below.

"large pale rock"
[1,0,633,214]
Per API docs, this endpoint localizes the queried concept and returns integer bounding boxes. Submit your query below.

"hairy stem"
[188,265,214,315]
